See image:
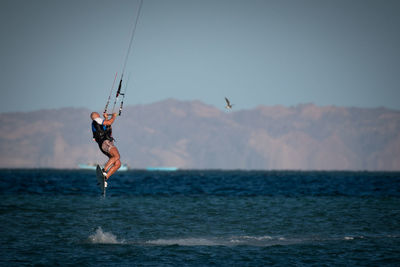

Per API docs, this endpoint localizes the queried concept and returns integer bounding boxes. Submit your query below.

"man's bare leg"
[106,159,121,179]
[104,147,121,180]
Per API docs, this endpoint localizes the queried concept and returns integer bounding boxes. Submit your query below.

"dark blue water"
[1,170,399,266]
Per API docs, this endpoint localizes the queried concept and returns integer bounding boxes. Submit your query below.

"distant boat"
[146,167,178,171]
[78,163,128,171]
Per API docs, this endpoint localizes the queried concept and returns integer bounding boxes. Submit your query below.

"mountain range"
[0,99,399,170]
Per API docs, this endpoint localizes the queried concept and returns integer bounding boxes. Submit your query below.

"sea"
[0,169,399,266]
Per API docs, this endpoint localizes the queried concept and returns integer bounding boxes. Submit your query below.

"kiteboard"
[96,164,106,196]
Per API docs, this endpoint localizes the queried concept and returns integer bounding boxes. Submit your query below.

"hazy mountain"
[1,99,399,170]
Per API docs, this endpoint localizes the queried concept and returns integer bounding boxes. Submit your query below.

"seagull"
[225,97,233,110]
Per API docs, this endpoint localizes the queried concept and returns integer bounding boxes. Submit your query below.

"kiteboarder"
[90,111,121,185]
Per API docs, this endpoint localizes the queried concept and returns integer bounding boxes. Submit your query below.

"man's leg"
[104,146,121,180]
[106,159,121,179]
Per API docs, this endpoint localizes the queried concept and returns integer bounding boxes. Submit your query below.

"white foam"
[145,235,288,247]
[87,232,379,246]
[88,227,124,244]
[228,235,290,246]
[239,235,273,241]
[146,238,219,246]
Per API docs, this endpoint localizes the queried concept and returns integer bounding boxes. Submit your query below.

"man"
[90,111,121,187]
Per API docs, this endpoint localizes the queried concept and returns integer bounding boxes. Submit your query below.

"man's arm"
[103,113,117,126]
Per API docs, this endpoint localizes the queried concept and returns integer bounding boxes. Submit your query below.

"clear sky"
[1,0,399,113]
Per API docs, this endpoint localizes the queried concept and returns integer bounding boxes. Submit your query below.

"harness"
[91,121,114,145]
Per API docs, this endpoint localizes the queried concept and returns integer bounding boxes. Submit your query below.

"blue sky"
[1,0,399,112]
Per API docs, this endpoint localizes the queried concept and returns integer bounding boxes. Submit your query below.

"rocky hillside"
[0,99,399,170]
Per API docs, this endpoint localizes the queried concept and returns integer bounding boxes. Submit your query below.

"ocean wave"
[146,238,219,246]
[143,234,399,247]
[145,235,292,247]
[86,229,400,247]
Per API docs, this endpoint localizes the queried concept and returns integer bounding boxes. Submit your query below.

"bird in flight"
[225,97,233,110]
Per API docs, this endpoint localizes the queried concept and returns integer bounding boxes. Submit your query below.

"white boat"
[146,167,178,171]
[78,163,128,171]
